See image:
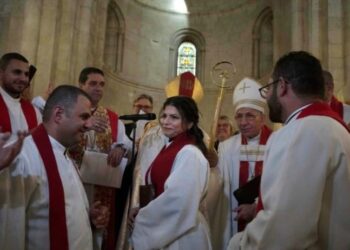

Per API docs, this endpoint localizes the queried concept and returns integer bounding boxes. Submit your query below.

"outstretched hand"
[0,130,28,170]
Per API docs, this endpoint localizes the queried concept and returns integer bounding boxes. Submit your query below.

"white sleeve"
[31,96,46,116]
[234,120,339,249]
[0,155,38,249]
[131,146,209,250]
[112,120,132,151]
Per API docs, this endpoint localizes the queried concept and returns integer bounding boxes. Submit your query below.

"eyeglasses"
[259,79,279,99]
[134,104,153,110]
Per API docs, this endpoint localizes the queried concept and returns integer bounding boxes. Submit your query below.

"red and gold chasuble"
[238,125,272,231]
[70,106,119,250]
[145,132,195,197]
[0,93,38,133]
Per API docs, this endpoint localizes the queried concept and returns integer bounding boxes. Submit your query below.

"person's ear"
[278,77,289,96]
[53,106,65,124]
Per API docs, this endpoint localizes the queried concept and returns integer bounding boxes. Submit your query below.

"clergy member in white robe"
[229,51,350,250]
[130,96,212,250]
[0,135,93,250]
[0,85,110,250]
[125,72,222,250]
[217,78,272,250]
[0,53,42,142]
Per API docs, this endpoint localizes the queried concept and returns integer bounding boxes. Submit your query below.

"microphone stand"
[115,120,138,241]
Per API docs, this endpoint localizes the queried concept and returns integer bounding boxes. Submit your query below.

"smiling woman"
[130,96,212,250]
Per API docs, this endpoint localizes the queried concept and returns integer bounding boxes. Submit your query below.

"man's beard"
[267,87,283,123]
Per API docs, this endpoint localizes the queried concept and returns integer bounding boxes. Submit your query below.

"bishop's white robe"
[217,133,267,250]
[131,145,212,250]
[228,111,350,249]
[0,135,93,250]
[0,87,42,142]
[343,102,350,124]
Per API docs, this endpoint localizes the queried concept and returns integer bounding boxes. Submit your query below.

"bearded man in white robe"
[229,51,350,249]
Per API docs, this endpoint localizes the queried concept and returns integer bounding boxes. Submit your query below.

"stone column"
[343,0,350,102]
[31,0,60,97]
[52,0,79,85]
[327,0,344,98]
[291,0,305,50]
[308,0,322,59]
[71,0,93,83]
[21,0,41,62]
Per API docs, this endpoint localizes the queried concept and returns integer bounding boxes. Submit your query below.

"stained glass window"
[177,42,196,75]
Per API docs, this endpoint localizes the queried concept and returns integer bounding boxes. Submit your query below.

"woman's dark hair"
[161,96,207,154]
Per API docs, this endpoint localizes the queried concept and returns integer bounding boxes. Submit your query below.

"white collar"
[284,104,312,124]
[0,86,20,103]
[48,135,67,156]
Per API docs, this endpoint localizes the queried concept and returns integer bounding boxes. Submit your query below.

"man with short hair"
[229,51,350,249]
[323,70,350,125]
[216,77,272,250]
[76,67,131,250]
[0,85,108,250]
[0,52,41,141]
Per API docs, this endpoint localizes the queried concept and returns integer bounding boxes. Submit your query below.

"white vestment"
[228,109,350,249]
[0,135,93,250]
[217,133,267,250]
[0,87,42,142]
[343,102,350,124]
[131,145,212,250]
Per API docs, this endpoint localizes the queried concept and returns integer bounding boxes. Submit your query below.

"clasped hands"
[89,116,125,167]
[90,201,110,229]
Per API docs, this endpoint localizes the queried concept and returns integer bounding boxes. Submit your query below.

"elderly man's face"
[235,107,265,139]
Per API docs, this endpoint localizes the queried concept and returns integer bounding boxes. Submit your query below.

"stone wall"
[0,0,349,132]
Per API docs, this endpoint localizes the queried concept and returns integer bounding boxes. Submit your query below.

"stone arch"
[169,28,206,82]
[252,7,273,79]
[104,0,125,72]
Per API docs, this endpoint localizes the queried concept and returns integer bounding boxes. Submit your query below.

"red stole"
[31,124,68,250]
[238,125,271,231]
[106,108,118,142]
[0,93,38,133]
[257,103,349,218]
[239,125,272,186]
[330,96,344,119]
[299,101,350,132]
[145,132,195,197]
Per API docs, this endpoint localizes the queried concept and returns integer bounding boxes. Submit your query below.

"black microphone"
[119,113,156,121]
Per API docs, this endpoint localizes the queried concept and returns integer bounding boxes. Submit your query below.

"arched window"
[169,28,205,81]
[104,1,125,72]
[252,7,273,79]
[177,42,196,75]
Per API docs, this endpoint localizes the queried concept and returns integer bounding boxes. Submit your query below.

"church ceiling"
[134,0,256,15]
